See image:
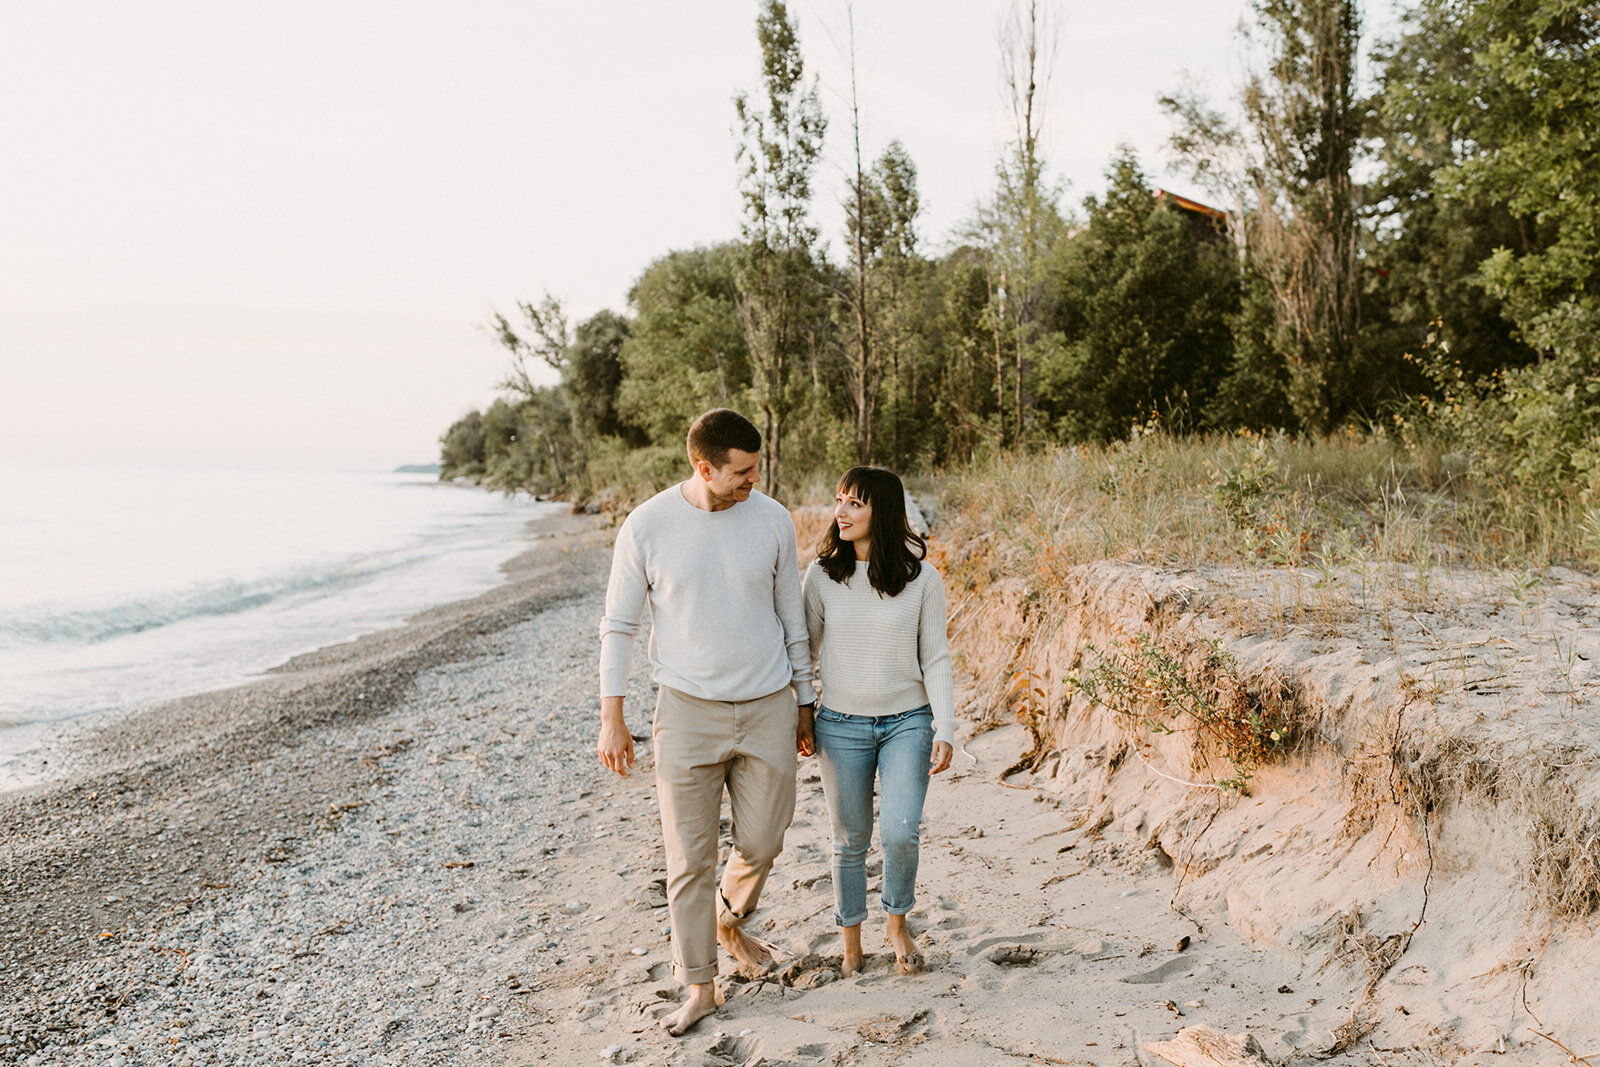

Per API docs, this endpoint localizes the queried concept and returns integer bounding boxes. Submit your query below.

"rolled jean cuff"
[834,908,869,928]
[883,899,914,917]
[673,961,718,986]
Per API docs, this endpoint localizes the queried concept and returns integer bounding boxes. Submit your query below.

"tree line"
[441,0,1598,508]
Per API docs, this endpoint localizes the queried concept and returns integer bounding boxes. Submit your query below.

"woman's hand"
[797,704,816,758]
[929,741,953,774]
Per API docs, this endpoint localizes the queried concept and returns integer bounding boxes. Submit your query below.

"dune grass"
[924,427,1597,582]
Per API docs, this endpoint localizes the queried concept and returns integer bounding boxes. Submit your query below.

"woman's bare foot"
[658,982,721,1037]
[885,914,924,975]
[717,922,779,973]
[840,924,864,977]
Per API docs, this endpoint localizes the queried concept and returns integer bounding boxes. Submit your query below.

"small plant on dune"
[1209,433,1280,531]
[1005,666,1052,753]
[1072,635,1296,790]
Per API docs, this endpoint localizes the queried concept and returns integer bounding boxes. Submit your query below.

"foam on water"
[0,464,556,782]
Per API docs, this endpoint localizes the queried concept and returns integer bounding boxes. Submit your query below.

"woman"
[802,466,955,976]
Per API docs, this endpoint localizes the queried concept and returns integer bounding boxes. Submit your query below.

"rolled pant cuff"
[717,893,750,930]
[834,910,869,928]
[673,962,718,986]
[883,901,914,916]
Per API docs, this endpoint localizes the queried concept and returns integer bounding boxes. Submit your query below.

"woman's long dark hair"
[816,466,926,597]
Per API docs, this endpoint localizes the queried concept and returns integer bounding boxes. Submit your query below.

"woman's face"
[834,485,872,546]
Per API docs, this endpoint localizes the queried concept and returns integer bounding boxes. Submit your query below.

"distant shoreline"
[0,504,568,795]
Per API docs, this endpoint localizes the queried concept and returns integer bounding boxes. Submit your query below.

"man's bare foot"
[658,982,721,1037]
[886,916,924,975]
[717,922,779,973]
[840,924,864,977]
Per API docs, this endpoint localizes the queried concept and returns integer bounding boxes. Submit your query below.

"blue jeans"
[813,705,934,927]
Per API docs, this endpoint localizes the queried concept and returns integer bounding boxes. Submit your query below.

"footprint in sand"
[966,931,1045,956]
[699,1032,754,1065]
[1120,955,1200,984]
[855,1008,932,1044]
[984,944,1045,967]
[778,952,842,990]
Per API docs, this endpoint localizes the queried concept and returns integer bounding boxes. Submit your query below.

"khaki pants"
[652,685,798,986]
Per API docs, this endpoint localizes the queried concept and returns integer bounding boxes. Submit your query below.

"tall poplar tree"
[974,0,1068,444]
[734,0,827,497]
[1165,0,1364,432]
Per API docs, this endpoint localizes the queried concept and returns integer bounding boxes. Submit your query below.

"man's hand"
[598,696,635,776]
[796,704,815,758]
[929,741,953,775]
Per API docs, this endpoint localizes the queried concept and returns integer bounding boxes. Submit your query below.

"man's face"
[700,448,760,506]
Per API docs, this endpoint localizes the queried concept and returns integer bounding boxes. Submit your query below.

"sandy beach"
[4,511,1597,1067]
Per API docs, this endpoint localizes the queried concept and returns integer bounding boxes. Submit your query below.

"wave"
[0,548,433,648]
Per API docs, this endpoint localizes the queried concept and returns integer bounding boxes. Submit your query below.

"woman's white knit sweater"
[801,558,956,745]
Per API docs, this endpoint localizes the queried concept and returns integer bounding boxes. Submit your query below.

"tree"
[617,244,752,447]
[1248,0,1363,431]
[972,0,1069,444]
[438,409,486,478]
[1368,2,1541,382]
[1391,0,1600,497]
[488,293,569,398]
[734,0,828,497]
[567,310,643,445]
[1037,150,1239,439]
[1165,0,1364,432]
[865,142,923,468]
[840,1,877,464]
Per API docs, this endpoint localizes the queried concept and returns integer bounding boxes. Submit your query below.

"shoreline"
[0,502,567,796]
[0,510,614,1062]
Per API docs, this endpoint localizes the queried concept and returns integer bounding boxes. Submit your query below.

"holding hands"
[797,703,816,758]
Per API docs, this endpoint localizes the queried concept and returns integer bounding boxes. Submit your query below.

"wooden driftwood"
[1145,1025,1273,1067]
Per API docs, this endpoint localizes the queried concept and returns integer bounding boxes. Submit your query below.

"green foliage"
[1205,266,1299,432]
[436,0,1595,531]
[469,393,583,496]
[566,310,642,445]
[1369,5,1541,382]
[1163,0,1365,432]
[1036,150,1239,439]
[1387,0,1600,504]
[1209,433,1282,530]
[617,244,752,447]
[1446,1,1599,357]
[734,0,828,497]
[1072,636,1295,790]
[438,409,486,479]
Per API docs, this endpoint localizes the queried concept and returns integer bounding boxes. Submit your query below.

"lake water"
[0,464,556,784]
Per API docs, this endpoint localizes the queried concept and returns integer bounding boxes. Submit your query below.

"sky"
[0,0,1400,471]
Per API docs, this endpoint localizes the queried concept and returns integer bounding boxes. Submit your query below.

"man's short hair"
[687,409,762,468]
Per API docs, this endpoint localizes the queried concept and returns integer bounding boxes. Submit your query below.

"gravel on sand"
[0,513,641,1066]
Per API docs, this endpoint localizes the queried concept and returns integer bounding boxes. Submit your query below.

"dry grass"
[929,428,1598,578]
[920,429,1600,919]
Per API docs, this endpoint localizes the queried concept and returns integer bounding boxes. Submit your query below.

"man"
[596,408,816,1036]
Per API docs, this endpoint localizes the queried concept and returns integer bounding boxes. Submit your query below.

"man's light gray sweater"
[598,484,817,705]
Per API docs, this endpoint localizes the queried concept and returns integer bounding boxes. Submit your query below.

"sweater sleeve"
[774,516,817,705]
[801,562,825,701]
[918,565,957,744]
[597,518,646,699]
